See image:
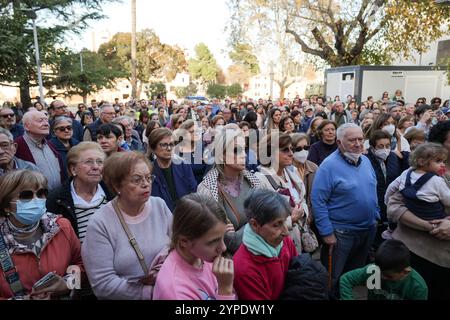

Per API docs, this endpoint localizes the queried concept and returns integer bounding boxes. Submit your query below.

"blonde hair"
[213,127,244,180]
[67,142,105,177]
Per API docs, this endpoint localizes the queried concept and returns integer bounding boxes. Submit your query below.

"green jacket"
[340,264,428,300]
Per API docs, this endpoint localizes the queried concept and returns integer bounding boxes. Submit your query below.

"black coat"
[366,150,410,222]
[280,253,330,300]
[46,179,114,237]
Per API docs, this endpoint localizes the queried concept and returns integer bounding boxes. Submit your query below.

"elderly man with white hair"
[14,110,66,189]
[0,127,39,176]
[311,123,379,298]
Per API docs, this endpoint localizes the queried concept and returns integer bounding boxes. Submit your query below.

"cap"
[443,108,450,115]
[305,106,315,112]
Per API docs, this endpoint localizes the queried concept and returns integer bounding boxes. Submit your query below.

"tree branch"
[285,26,326,59]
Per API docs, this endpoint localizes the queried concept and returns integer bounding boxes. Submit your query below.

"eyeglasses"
[55,105,67,110]
[16,188,48,202]
[280,147,294,154]
[79,159,104,167]
[55,125,73,132]
[294,146,310,152]
[159,142,175,150]
[0,142,12,149]
[129,174,155,186]
[0,113,15,119]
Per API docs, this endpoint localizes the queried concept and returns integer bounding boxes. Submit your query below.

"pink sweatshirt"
[153,249,236,300]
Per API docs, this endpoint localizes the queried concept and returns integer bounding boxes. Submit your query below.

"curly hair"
[428,121,450,145]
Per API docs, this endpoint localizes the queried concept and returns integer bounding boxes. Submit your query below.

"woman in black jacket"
[46,142,114,241]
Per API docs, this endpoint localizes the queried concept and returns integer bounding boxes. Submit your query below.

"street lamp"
[21,8,45,106]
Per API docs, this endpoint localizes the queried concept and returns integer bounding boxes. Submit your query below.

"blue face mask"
[13,198,47,225]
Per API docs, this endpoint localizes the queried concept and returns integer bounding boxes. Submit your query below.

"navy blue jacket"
[366,150,410,222]
[10,124,24,140]
[151,160,198,212]
[49,137,80,177]
[84,119,104,141]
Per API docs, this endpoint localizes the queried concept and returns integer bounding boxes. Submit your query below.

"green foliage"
[206,84,227,99]
[146,82,167,100]
[229,43,260,75]
[227,83,243,97]
[188,43,221,84]
[0,0,114,106]
[51,49,124,98]
[99,29,187,86]
[174,83,198,99]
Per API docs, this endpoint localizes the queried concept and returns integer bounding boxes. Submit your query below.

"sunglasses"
[0,113,15,119]
[55,125,73,132]
[294,146,310,152]
[17,188,48,202]
[280,147,295,154]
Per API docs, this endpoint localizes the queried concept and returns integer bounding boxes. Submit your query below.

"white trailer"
[325,65,450,105]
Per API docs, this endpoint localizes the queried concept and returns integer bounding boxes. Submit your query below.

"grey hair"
[0,127,14,142]
[244,189,290,226]
[112,115,134,126]
[336,123,362,141]
[22,110,47,126]
[99,104,114,113]
[52,116,73,130]
[291,132,309,146]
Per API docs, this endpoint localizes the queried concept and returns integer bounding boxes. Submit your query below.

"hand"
[31,274,69,298]
[291,204,305,224]
[438,114,448,122]
[212,256,234,296]
[322,234,337,254]
[420,110,432,124]
[225,223,235,233]
[429,219,450,240]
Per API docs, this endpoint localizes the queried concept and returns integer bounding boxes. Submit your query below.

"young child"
[385,142,450,221]
[340,239,428,300]
[153,193,236,300]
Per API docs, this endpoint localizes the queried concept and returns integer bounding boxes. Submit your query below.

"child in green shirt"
[340,239,428,300]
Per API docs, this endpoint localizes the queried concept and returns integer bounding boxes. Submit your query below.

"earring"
[117,192,121,196]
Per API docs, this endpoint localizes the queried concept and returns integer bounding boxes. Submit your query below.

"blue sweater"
[311,150,380,236]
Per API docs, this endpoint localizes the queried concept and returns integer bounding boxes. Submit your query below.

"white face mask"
[374,148,390,161]
[382,124,396,136]
[294,150,309,164]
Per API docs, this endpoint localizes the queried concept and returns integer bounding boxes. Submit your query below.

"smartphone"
[32,272,58,291]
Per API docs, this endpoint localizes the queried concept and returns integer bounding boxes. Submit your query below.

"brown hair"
[180,119,195,131]
[0,170,47,216]
[103,152,153,194]
[171,193,227,249]
[409,142,447,170]
[259,132,292,167]
[148,127,173,152]
[211,115,225,127]
[404,127,426,144]
[67,142,105,177]
[291,132,309,147]
[316,120,337,140]
[397,115,414,130]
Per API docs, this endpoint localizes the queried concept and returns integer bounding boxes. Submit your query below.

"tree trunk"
[279,85,286,100]
[83,94,87,104]
[136,81,143,99]
[131,0,137,99]
[20,79,32,111]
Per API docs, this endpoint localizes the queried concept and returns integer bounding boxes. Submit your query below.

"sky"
[69,0,232,68]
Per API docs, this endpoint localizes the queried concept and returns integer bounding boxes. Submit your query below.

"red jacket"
[233,237,298,300]
[0,216,83,299]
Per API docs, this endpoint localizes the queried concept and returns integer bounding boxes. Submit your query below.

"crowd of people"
[0,91,449,300]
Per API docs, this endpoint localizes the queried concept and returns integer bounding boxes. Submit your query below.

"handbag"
[298,219,319,253]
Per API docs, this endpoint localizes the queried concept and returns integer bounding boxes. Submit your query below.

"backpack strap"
[0,230,25,297]
[265,174,282,190]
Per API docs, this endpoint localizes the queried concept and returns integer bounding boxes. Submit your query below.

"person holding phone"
[153,193,235,300]
[0,170,83,300]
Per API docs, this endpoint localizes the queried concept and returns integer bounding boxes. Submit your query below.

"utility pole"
[80,52,84,72]
[22,8,45,106]
[131,0,137,99]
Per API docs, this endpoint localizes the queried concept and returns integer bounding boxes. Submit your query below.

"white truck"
[325,65,450,104]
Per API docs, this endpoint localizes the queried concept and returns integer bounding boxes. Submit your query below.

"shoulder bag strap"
[218,185,241,225]
[111,198,149,275]
[265,174,282,190]
[0,229,25,297]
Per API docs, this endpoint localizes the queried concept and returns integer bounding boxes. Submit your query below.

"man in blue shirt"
[311,123,379,298]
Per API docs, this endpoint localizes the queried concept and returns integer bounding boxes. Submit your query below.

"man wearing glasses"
[0,108,24,139]
[83,104,116,142]
[14,110,66,189]
[48,100,84,141]
[0,127,39,176]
